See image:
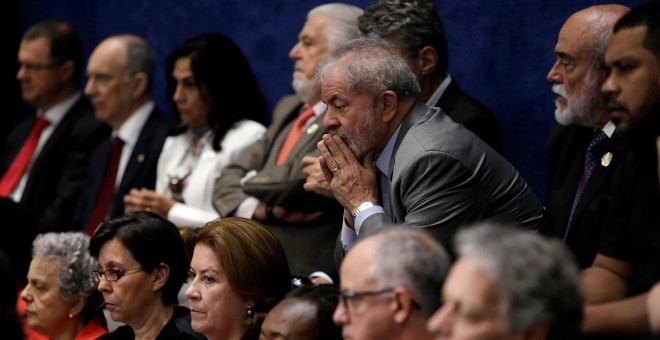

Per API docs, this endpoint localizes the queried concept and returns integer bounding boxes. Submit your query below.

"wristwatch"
[352,200,380,219]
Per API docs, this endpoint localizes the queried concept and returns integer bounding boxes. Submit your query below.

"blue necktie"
[565,130,608,238]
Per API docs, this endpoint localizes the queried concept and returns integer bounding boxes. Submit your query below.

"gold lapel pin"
[137,154,145,163]
[601,152,613,167]
[203,150,216,160]
[307,123,319,135]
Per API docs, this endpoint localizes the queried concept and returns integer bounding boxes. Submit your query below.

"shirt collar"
[40,91,82,126]
[601,120,615,138]
[375,124,402,178]
[425,74,452,107]
[115,100,154,146]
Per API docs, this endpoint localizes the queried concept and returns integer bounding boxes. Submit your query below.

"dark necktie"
[0,117,50,197]
[566,130,608,237]
[276,106,315,165]
[84,137,124,235]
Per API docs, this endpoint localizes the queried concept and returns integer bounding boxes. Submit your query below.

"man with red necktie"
[213,4,364,283]
[0,21,110,283]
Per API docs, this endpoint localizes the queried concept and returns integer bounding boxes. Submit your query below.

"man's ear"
[418,46,438,77]
[58,60,75,82]
[381,90,398,123]
[130,71,149,98]
[392,287,416,324]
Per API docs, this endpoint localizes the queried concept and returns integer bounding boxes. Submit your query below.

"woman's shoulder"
[221,119,266,146]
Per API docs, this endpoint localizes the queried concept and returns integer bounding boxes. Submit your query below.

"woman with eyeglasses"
[19,232,107,339]
[123,32,268,229]
[185,217,291,340]
[89,211,205,340]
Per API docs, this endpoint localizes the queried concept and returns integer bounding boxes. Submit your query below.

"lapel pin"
[307,123,319,135]
[601,152,613,167]
[203,150,216,160]
[137,154,145,163]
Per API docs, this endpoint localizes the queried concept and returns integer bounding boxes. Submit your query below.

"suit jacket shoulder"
[435,80,502,152]
[362,101,542,255]
[5,97,110,231]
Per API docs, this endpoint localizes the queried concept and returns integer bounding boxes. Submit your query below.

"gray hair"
[114,34,156,93]
[31,232,99,302]
[318,37,421,100]
[358,0,448,76]
[370,226,450,317]
[455,224,583,340]
[308,3,363,50]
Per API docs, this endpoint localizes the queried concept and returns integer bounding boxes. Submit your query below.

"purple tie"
[565,130,608,238]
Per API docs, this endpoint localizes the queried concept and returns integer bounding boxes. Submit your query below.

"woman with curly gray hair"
[19,232,107,339]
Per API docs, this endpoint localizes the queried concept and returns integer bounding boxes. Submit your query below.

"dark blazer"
[344,101,543,261]
[540,123,621,268]
[99,306,205,340]
[214,95,343,280]
[73,108,171,229]
[0,95,110,282]
[431,79,503,153]
[542,123,660,281]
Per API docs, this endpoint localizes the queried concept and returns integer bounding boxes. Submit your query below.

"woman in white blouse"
[124,33,267,229]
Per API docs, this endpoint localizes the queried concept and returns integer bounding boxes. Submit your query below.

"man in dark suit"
[542,5,631,269]
[357,0,502,152]
[0,21,110,282]
[73,34,170,235]
[309,38,543,261]
[213,3,363,282]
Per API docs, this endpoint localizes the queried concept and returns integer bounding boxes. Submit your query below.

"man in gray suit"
[309,37,543,259]
[213,3,363,282]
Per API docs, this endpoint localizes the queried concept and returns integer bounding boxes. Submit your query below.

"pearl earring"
[247,305,253,316]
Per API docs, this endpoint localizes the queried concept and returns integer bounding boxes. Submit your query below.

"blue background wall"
[9,0,649,202]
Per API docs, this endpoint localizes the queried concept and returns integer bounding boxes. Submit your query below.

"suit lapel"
[287,111,325,159]
[568,135,617,232]
[388,101,435,221]
[266,100,303,163]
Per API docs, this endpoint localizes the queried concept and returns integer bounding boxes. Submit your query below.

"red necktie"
[84,137,124,235]
[276,107,316,165]
[0,117,50,197]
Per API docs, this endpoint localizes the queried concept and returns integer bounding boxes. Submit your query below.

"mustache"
[604,99,627,112]
[552,84,567,97]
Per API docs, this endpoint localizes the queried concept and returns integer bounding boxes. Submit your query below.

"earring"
[247,305,253,316]
[68,313,73,319]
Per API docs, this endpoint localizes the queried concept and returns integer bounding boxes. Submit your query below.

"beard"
[330,105,380,160]
[553,71,604,127]
[292,62,321,104]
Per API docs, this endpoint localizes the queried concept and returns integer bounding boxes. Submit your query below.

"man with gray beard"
[310,38,543,262]
[541,4,632,269]
[213,3,363,283]
[543,7,660,337]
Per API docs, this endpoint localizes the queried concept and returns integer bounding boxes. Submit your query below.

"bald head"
[85,34,156,129]
[548,4,629,128]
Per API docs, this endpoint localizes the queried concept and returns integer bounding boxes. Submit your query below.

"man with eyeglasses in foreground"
[333,226,450,340]
[0,20,110,285]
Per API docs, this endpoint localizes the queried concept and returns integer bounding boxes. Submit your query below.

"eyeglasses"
[92,268,143,282]
[338,288,394,316]
[18,62,60,73]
